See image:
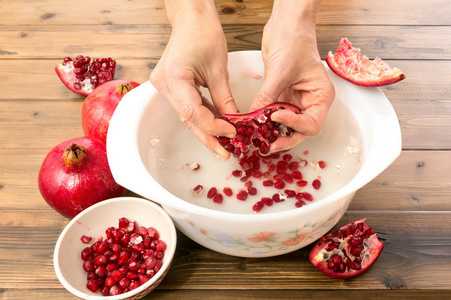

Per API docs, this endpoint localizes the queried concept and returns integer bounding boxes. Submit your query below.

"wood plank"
[1,25,450,59]
[1,0,450,26]
[0,60,449,102]
[1,210,451,291]
[0,150,450,212]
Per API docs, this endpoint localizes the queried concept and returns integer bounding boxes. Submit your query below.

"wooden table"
[1,0,450,299]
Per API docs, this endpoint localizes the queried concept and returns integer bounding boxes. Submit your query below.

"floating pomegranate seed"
[318,160,327,169]
[252,201,264,213]
[312,179,322,190]
[263,180,274,187]
[288,161,299,171]
[190,184,204,197]
[231,170,243,177]
[303,192,314,201]
[295,200,306,208]
[236,190,249,201]
[292,170,303,180]
[283,154,293,162]
[248,187,257,196]
[118,217,130,229]
[283,173,293,183]
[207,187,217,199]
[213,193,224,204]
[261,197,274,206]
[272,193,284,203]
[223,187,233,197]
[81,235,92,244]
[284,189,296,198]
[296,180,308,187]
[274,180,286,189]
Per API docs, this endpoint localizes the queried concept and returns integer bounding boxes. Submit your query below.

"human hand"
[250,0,335,154]
[150,0,238,160]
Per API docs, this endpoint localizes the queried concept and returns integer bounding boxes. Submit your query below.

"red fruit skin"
[326,54,405,87]
[82,80,140,142]
[309,218,384,279]
[55,64,89,96]
[38,137,127,218]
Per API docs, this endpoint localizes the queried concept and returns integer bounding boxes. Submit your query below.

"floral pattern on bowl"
[185,215,336,255]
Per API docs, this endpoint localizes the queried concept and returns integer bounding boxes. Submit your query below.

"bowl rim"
[107,50,402,222]
[53,197,177,300]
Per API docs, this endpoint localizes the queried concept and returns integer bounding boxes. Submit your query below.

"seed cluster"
[218,106,294,157]
[62,55,116,92]
[80,217,167,296]
[191,150,326,213]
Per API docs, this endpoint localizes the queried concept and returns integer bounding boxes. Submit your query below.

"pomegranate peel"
[81,80,140,142]
[326,38,405,87]
[55,55,117,96]
[309,218,384,279]
[218,102,302,157]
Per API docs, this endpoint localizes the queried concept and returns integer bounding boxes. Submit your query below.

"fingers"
[207,68,240,115]
[249,72,287,112]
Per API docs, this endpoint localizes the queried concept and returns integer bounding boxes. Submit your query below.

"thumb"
[208,72,240,115]
[249,73,287,112]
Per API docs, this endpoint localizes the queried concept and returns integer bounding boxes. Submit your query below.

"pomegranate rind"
[219,102,302,157]
[55,64,91,96]
[326,38,405,87]
[309,218,384,279]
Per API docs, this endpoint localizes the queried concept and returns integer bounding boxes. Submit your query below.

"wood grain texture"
[1,0,450,298]
[1,0,450,26]
[1,25,450,59]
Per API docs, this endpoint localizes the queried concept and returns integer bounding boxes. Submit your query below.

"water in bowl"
[147,106,363,214]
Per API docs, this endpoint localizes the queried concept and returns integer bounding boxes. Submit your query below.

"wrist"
[270,0,322,30]
[165,0,219,27]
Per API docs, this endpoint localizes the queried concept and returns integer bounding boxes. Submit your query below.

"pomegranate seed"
[83,260,95,272]
[213,193,224,204]
[252,201,264,213]
[263,180,274,187]
[118,217,130,229]
[296,180,308,187]
[81,235,92,244]
[312,179,321,190]
[284,189,296,198]
[93,255,107,266]
[207,187,217,199]
[223,187,233,197]
[191,184,204,197]
[274,180,286,189]
[126,221,136,233]
[147,227,159,239]
[81,247,92,261]
[87,279,100,292]
[96,241,109,254]
[118,277,131,289]
[137,226,148,236]
[129,280,140,290]
[318,160,327,169]
[295,200,306,207]
[283,173,293,183]
[272,193,284,203]
[288,161,299,171]
[248,187,257,196]
[244,180,253,188]
[292,170,303,180]
[277,160,288,171]
[283,154,293,161]
[104,276,116,287]
[109,285,123,296]
[236,190,249,201]
[303,192,314,201]
[261,197,274,206]
[232,170,243,177]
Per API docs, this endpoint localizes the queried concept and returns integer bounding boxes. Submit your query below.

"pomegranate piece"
[55,55,117,96]
[309,218,384,279]
[217,102,302,157]
[326,38,405,87]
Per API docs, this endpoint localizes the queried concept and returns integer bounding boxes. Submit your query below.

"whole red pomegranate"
[38,137,127,218]
[82,80,140,142]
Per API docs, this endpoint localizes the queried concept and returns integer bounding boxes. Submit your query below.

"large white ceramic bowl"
[107,51,401,258]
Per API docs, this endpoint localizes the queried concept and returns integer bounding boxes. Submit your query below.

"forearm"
[164,0,219,27]
[269,0,322,31]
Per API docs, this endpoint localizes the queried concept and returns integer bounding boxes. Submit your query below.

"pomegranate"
[218,102,302,157]
[81,80,140,142]
[326,38,405,87]
[55,55,117,96]
[81,217,167,295]
[38,137,126,218]
[309,218,384,279]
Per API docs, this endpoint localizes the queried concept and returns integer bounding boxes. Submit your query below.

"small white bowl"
[54,197,177,300]
[107,51,401,258]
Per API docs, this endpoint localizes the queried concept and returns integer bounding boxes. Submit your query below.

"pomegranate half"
[309,218,384,279]
[82,80,140,142]
[38,137,127,218]
[326,38,405,87]
[218,102,302,157]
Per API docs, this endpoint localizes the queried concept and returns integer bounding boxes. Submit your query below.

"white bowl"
[54,197,177,299]
[107,51,401,258]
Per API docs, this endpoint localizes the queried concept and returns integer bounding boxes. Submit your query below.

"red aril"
[326,38,405,87]
[309,218,384,279]
[38,137,126,218]
[218,102,302,157]
[55,55,117,96]
[82,80,140,142]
